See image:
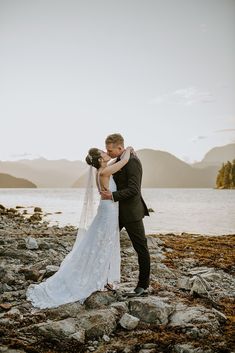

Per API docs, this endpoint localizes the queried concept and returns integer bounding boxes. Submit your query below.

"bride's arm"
[100,147,132,177]
[107,158,117,166]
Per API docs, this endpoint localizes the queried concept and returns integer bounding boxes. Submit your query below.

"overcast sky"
[0,0,234,163]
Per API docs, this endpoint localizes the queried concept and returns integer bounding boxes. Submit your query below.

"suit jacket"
[112,154,149,224]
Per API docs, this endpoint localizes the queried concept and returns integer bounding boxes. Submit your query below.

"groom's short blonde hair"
[105,133,124,146]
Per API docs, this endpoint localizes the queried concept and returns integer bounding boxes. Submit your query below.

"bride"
[26,146,132,309]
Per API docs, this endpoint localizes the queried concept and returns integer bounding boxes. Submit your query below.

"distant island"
[0,173,37,188]
[216,160,235,189]
[0,143,234,188]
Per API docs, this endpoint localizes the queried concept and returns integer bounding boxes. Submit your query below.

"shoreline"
[0,204,234,353]
[0,201,234,237]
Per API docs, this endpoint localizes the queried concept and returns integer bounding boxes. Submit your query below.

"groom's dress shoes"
[123,286,148,298]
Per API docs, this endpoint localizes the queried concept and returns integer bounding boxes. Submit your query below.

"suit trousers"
[119,219,150,289]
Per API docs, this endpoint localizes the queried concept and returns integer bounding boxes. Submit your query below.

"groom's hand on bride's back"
[100,190,113,200]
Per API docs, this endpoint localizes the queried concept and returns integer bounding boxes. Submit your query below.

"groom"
[100,133,151,297]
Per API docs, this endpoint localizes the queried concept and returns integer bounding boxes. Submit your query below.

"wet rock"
[29,213,42,222]
[119,312,140,330]
[34,207,42,213]
[128,296,175,324]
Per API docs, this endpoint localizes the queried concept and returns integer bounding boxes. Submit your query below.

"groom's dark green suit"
[112,153,150,289]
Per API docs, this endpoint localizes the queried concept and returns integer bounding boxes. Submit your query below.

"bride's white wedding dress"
[26,175,120,309]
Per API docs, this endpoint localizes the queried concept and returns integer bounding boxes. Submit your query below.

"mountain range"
[0,173,36,188]
[0,143,234,188]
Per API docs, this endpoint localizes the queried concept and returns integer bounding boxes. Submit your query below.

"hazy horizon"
[0,142,234,164]
[1,0,235,163]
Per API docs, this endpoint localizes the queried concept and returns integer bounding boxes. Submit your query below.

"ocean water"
[0,188,234,236]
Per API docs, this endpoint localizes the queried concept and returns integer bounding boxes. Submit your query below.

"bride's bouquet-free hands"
[122,146,137,157]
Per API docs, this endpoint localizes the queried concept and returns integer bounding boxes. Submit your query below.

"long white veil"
[75,165,98,245]
[60,165,98,265]
[77,165,97,236]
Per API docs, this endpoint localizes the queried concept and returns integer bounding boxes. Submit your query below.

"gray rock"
[36,318,77,338]
[46,301,85,319]
[212,308,227,323]
[34,207,42,213]
[110,301,129,317]
[128,296,175,324]
[174,343,207,353]
[141,344,157,349]
[119,313,140,330]
[0,266,6,280]
[102,334,110,342]
[45,265,59,277]
[0,349,26,353]
[190,275,211,295]
[25,237,38,250]
[4,307,23,320]
[2,284,13,292]
[151,262,176,278]
[76,308,118,338]
[69,329,86,343]
[84,290,117,309]
[169,303,220,335]
[177,276,191,290]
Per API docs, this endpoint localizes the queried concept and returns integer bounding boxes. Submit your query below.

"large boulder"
[128,296,175,324]
[36,317,77,338]
[76,308,118,338]
[168,303,221,337]
[35,318,85,343]
[45,301,85,320]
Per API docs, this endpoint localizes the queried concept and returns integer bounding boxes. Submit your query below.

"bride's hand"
[126,146,136,155]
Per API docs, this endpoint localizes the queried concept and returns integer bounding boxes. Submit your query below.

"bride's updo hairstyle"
[85,148,102,169]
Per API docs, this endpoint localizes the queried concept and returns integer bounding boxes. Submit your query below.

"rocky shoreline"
[0,204,234,353]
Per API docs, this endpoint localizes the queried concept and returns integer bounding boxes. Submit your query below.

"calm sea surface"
[0,188,234,235]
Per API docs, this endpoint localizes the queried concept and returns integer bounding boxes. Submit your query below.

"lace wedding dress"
[26,175,120,309]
